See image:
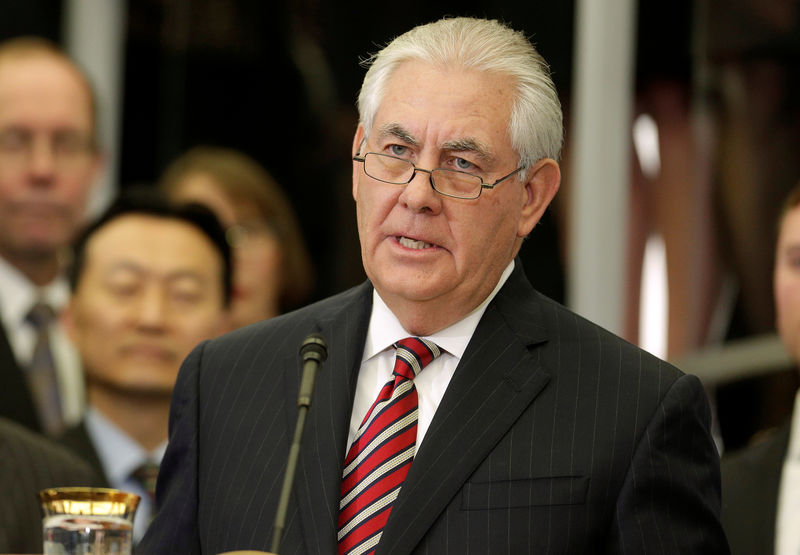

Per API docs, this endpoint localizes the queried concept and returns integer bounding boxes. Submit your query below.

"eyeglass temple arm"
[480,166,526,190]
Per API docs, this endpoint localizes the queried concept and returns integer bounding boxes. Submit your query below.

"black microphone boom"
[298,334,327,407]
[270,333,328,554]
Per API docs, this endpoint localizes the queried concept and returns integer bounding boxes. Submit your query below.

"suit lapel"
[292,282,373,553]
[58,422,109,485]
[378,263,552,554]
[0,324,41,431]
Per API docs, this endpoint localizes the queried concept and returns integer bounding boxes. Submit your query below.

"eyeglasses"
[353,152,525,200]
[0,128,95,172]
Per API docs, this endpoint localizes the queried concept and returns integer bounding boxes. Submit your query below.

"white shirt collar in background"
[776,391,800,555]
[0,255,84,425]
[85,407,167,543]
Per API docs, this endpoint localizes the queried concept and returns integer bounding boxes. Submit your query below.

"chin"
[123,382,175,398]
[380,280,449,303]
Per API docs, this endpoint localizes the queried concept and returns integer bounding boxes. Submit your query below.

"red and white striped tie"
[337,337,441,555]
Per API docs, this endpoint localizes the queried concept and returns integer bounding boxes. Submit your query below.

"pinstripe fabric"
[0,417,102,553]
[0,322,41,431]
[338,338,441,554]
[141,261,729,554]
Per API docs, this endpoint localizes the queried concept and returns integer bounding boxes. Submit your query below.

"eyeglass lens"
[364,153,481,198]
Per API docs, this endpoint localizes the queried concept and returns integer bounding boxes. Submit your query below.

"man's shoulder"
[720,422,788,552]
[518,288,684,381]
[207,281,372,352]
[722,423,790,476]
[0,416,101,485]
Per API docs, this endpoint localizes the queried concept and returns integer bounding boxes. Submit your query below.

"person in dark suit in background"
[722,182,800,555]
[142,17,728,554]
[56,190,231,543]
[0,416,102,553]
[0,37,102,436]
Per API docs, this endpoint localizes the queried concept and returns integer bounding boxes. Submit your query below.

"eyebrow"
[376,123,418,146]
[106,262,207,284]
[375,123,494,165]
[440,138,494,164]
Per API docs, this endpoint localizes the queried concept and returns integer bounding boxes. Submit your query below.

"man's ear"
[518,158,561,238]
[352,125,366,201]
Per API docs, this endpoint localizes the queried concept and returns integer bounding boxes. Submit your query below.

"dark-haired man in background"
[0,37,102,435]
[57,191,231,542]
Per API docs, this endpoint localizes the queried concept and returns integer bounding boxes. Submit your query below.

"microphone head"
[300,333,328,363]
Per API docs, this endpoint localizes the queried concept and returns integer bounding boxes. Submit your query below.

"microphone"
[270,333,328,554]
[297,334,328,407]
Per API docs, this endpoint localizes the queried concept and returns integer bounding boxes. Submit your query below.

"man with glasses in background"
[143,17,728,553]
[0,37,101,435]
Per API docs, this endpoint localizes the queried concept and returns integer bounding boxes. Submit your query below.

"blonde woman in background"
[160,146,313,331]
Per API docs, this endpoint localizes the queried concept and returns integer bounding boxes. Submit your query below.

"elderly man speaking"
[142,17,728,554]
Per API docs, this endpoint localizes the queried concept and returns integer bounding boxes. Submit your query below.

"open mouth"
[397,236,434,250]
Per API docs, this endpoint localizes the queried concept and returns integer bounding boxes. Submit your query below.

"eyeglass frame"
[0,128,96,172]
[352,152,526,200]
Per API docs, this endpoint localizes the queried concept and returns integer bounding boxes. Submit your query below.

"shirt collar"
[0,255,70,328]
[363,260,515,362]
[787,391,800,462]
[84,407,168,485]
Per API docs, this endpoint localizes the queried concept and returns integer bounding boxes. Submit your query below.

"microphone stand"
[269,334,327,554]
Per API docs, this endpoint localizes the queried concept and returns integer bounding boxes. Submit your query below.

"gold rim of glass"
[38,487,140,517]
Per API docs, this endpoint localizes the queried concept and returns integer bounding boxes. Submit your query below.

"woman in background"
[160,146,313,331]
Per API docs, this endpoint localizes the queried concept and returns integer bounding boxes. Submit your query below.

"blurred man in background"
[0,37,102,435]
[723,182,800,555]
[58,190,230,542]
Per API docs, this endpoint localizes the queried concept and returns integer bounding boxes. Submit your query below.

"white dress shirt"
[347,260,515,452]
[776,392,800,555]
[0,256,84,426]
[85,408,167,544]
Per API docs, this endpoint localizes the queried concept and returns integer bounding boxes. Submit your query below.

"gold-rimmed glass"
[38,487,140,555]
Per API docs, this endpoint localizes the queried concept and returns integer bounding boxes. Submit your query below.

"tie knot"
[393,337,441,380]
[26,302,55,329]
[131,460,160,502]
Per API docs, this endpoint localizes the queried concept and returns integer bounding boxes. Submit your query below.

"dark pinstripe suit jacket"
[0,321,41,432]
[141,263,728,554]
[0,416,103,553]
[721,423,789,555]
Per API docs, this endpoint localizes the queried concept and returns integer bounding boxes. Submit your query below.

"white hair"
[357,17,563,170]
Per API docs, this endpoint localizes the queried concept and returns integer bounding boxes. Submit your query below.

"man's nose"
[135,288,168,330]
[27,138,57,182]
[399,167,442,213]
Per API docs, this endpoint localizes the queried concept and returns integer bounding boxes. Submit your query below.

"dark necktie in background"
[338,337,441,555]
[131,460,160,506]
[25,301,63,435]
